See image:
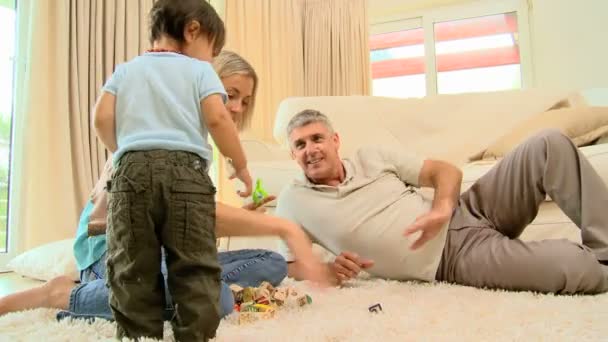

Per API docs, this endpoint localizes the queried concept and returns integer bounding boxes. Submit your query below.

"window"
[0,0,15,253]
[370,0,532,98]
[370,20,426,98]
[434,13,521,94]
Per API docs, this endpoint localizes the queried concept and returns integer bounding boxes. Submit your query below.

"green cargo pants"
[106,150,221,341]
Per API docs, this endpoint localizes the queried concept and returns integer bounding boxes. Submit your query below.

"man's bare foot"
[0,275,75,315]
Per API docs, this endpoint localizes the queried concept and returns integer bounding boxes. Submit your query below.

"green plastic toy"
[252,179,268,205]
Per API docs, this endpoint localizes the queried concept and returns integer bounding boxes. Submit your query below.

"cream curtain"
[70,0,153,213]
[12,0,152,250]
[225,0,305,142]
[303,0,370,96]
[218,0,305,206]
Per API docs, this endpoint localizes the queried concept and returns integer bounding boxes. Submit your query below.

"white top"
[275,146,449,282]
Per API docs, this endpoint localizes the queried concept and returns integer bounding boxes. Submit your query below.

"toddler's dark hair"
[150,0,225,54]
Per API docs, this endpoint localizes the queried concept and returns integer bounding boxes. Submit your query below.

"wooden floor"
[0,272,44,296]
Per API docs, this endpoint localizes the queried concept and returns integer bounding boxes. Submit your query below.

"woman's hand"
[297,258,334,288]
[242,195,276,212]
[230,167,253,198]
[281,223,333,287]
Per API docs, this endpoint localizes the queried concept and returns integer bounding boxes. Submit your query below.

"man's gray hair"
[286,109,335,137]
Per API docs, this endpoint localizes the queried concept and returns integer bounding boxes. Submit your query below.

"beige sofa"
[223,88,608,252]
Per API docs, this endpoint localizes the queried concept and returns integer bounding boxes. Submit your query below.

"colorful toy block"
[297,294,313,307]
[233,283,313,324]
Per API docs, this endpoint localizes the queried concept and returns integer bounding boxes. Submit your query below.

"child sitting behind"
[93,0,251,340]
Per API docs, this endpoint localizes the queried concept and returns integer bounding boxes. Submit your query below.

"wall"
[369,0,474,23]
[369,0,608,90]
[529,0,608,90]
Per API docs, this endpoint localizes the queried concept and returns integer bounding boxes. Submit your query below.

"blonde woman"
[0,50,327,320]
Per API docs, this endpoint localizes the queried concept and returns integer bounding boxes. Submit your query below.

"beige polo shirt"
[275,146,449,282]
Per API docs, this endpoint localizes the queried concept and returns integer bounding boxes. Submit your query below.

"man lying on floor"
[275,109,608,294]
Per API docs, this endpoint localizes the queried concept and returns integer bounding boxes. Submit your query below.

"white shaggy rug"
[1,278,607,342]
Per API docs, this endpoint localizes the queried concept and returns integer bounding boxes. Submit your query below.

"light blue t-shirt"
[73,200,107,271]
[102,52,227,165]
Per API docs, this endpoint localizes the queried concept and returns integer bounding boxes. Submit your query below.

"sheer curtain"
[12,0,153,250]
[303,0,370,96]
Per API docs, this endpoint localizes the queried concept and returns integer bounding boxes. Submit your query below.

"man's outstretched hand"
[330,251,374,285]
[403,208,451,250]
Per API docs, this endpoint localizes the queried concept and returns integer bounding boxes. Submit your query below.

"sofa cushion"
[274,90,582,165]
[6,239,79,281]
[523,202,581,243]
[471,106,608,161]
[462,143,608,195]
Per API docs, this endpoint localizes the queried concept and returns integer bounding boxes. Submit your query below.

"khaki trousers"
[436,130,608,294]
[107,150,221,341]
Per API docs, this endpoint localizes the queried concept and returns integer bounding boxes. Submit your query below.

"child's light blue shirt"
[102,52,226,165]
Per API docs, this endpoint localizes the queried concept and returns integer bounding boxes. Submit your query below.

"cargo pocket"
[107,161,150,258]
[107,191,136,264]
[169,180,216,254]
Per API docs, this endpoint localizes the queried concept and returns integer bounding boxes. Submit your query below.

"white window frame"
[370,0,534,96]
[0,0,17,270]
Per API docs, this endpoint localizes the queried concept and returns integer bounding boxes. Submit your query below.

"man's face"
[289,122,341,184]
